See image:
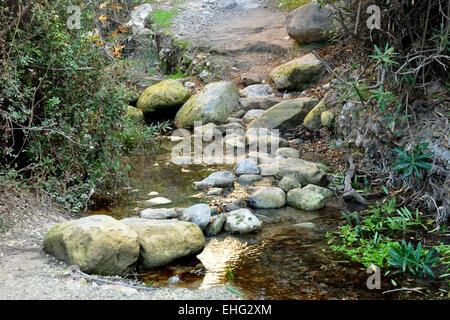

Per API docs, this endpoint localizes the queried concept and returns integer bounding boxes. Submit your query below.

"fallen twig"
[382,287,427,295]
[343,156,368,205]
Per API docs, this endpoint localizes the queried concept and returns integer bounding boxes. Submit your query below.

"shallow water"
[92,138,435,300]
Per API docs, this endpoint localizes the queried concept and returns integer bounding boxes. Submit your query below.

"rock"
[246,131,290,153]
[194,122,224,136]
[261,97,284,110]
[126,106,144,122]
[293,222,318,230]
[137,79,190,113]
[184,81,196,90]
[224,209,262,234]
[121,218,205,268]
[225,199,246,212]
[205,214,226,236]
[248,98,318,130]
[193,171,235,190]
[248,187,286,209]
[174,82,240,129]
[44,215,140,275]
[239,84,274,99]
[321,110,335,128]
[275,158,329,186]
[275,147,300,158]
[242,75,264,86]
[145,197,172,206]
[140,208,181,219]
[286,0,336,43]
[278,176,302,192]
[126,3,153,35]
[223,123,245,135]
[207,187,223,195]
[223,134,246,154]
[234,110,246,119]
[235,158,260,176]
[238,98,263,111]
[269,54,325,91]
[243,109,265,123]
[303,97,328,131]
[226,117,244,125]
[287,184,333,211]
[167,275,181,285]
[237,174,263,186]
[180,204,212,231]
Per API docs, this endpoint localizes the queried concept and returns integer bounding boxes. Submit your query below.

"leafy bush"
[0,0,157,212]
[392,143,434,179]
[388,241,439,278]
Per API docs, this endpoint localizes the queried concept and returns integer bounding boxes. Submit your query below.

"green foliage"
[434,243,450,282]
[369,43,400,72]
[226,266,235,283]
[275,0,311,9]
[388,241,439,278]
[392,142,434,179]
[152,10,177,29]
[0,1,161,212]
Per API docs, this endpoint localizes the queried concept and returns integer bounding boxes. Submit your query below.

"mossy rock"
[137,79,190,113]
[303,97,328,131]
[174,82,239,129]
[269,53,325,91]
[126,106,144,122]
[321,110,335,128]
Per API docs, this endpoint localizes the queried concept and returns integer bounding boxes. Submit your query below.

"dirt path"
[172,0,295,81]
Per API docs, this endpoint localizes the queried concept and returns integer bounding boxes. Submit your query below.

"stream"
[89,137,391,300]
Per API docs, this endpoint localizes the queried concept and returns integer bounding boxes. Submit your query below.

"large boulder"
[174,82,240,129]
[121,218,205,268]
[193,171,235,190]
[259,158,328,186]
[287,184,333,211]
[303,97,328,131]
[224,209,262,234]
[248,187,286,209]
[44,215,140,275]
[269,54,325,91]
[286,1,336,44]
[180,204,212,231]
[137,79,190,113]
[248,98,318,130]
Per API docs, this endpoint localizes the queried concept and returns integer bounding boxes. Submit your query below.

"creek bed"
[90,137,431,300]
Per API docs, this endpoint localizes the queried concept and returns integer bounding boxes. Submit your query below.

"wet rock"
[193,171,235,190]
[224,209,262,234]
[274,147,300,158]
[174,82,240,129]
[239,84,274,99]
[269,54,325,91]
[137,79,190,113]
[278,176,302,192]
[248,98,318,130]
[235,158,260,176]
[286,0,336,43]
[180,204,212,231]
[145,197,172,206]
[167,275,181,285]
[140,208,181,219]
[248,187,286,209]
[121,218,205,268]
[287,184,333,211]
[205,214,226,236]
[44,215,140,276]
[303,97,328,131]
[237,174,263,186]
